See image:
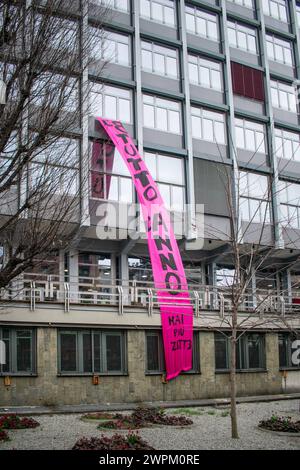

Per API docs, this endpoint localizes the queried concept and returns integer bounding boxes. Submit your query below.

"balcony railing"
[0,272,300,317]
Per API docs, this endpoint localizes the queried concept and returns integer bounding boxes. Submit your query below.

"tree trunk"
[230,324,239,438]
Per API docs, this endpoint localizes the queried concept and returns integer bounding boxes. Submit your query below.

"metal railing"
[1,272,300,317]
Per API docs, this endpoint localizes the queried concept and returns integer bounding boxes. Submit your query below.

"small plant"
[0,414,40,430]
[72,433,154,450]
[220,411,230,417]
[207,410,216,416]
[259,415,300,433]
[97,406,193,430]
[0,429,9,442]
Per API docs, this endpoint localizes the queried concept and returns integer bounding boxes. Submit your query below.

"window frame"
[235,117,267,154]
[191,106,226,145]
[266,34,293,66]
[58,329,127,376]
[185,5,219,42]
[141,40,179,79]
[270,80,297,113]
[188,53,223,91]
[239,171,271,224]
[275,127,300,162]
[0,327,37,376]
[262,0,288,23]
[140,0,176,27]
[145,330,200,374]
[90,83,132,123]
[227,20,258,55]
[215,332,266,372]
[142,94,182,134]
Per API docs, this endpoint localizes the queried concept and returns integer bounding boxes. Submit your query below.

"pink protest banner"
[97,118,194,380]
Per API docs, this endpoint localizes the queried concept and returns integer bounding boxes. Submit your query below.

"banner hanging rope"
[97,118,194,380]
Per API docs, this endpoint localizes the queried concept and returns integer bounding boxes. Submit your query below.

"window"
[145,331,200,373]
[49,17,78,52]
[129,257,153,283]
[78,253,111,282]
[275,128,300,162]
[90,84,132,123]
[230,0,253,8]
[215,332,266,370]
[235,118,266,153]
[58,330,126,374]
[278,180,300,229]
[279,333,300,368]
[185,5,219,41]
[141,41,179,79]
[94,0,129,12]
[188,54,222,91]
[143,94,181,134]
[31,137,79,195]
[262,0,288,22]
[0,328,36,375]
[227,21,258,54]
[140,0,176,27]
[270,80,297,113]
[32,74,79,112]
[231,62,265,101]
[144,152,185,211]
[266,34,293,66]
[216,267,236,287]
[191,107,226,145]
[90,140,134,202]
[239,171,270,223]
[90,28,131,66]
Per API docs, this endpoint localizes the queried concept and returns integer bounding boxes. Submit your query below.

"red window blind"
[231,62,264,101]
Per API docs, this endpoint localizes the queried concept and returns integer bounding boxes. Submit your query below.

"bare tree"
[201,136,300,438]
[0,0,110,289]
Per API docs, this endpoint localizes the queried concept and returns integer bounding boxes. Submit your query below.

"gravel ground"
[0,400,299,450]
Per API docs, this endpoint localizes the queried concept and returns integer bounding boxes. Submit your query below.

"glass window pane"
[147,334,160,371]
[16,330,32,372]
[83,333,92,372]
[144,103,155,127]
[119,98,130,123]
[105,334,122,371]
[120,177,133,202]
[60,333,77,371]
[215,334,228,369]
[107,175,118,200]
[154,53,165,74]
[142,49,152,71]
[166,56,177,77]
[200,66,210,87]
[118,43,129,65]
[189,62,198,83]
[169,110,180,133]
[104,95,117,119]
[152,2,163,21]
[165,6,175,26]
[245,129,255,150]
[236,126,245,149]
[203,118,214,141]
[157,107,168,131]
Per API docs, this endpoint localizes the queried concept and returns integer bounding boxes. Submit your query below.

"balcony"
[1,273,300,323]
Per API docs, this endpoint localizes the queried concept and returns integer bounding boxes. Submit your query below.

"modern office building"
[1,0,300,406]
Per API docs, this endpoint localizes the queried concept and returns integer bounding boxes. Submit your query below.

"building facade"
[1,0,300,406]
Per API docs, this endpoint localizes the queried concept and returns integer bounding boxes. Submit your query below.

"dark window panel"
[60,333,77,372]
[105,334,122,372]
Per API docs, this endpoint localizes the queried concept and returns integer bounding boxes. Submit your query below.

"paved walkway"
[0,392,299,415]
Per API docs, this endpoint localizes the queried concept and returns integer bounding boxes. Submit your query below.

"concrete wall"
[0,329,290,407]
